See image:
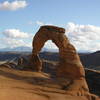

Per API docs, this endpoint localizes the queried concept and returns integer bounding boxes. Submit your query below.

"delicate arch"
[31,25,84,78]
[30,25,89,95]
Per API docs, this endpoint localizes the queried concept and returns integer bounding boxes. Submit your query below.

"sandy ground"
[0,67,96,100]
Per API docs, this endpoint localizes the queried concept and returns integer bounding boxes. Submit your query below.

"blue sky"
[0,0,100,52]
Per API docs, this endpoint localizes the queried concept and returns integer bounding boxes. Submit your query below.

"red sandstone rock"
[31,25,99,99]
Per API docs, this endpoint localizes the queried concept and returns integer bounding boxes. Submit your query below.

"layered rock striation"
[30,25,99,99]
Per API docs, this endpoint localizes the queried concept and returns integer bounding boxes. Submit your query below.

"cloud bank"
[36,21,100,52]
[0,22,100,52]
[1,29,33,48]
[0,38,31,48]
[3,29,31,38]
[0,1,27,11]
[66,22,100,52]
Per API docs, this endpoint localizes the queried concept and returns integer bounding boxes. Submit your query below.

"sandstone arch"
[31,25,89,96]
[31,25,85,77]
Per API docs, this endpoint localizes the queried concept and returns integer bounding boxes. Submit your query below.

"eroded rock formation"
[30,25,99,99]
[85,68,100,96]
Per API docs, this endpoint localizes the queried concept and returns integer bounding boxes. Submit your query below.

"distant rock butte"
[30,25,99,99]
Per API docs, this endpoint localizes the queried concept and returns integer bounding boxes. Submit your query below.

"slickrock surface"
[0,67,99,100]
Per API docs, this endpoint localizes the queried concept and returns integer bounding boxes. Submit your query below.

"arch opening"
[30,25,85,78]
[30,25,91,96]
[41,40,59,52]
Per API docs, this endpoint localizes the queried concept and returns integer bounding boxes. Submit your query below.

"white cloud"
[0,37,32,48]
[0,1,27,11]
[2,29,32,38]
[0,22,100,52]
[35,21,100,52]
[30,21,100,52]
[36,21,53,26]
[0,28,33,48]
[66,22,100,52]
[36,21,44,26]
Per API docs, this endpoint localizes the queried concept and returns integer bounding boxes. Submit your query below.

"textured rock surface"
[30,25,99,99]
[85,68,100,96]
[0,67,99,100]
[17,56,32,70]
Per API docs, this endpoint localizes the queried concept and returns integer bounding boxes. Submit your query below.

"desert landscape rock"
[0,25,99,100]
[0,67,98,100]
[30,25,99,99]
[85,68,100,96]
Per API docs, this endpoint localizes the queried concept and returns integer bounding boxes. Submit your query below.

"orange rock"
[30,25,99,99]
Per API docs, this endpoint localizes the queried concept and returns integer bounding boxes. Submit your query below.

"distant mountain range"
[80,51,100,70]
[0,46,58,52]
[0,46,98,54]
[0,46,32,52]
[0,47,100,70]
